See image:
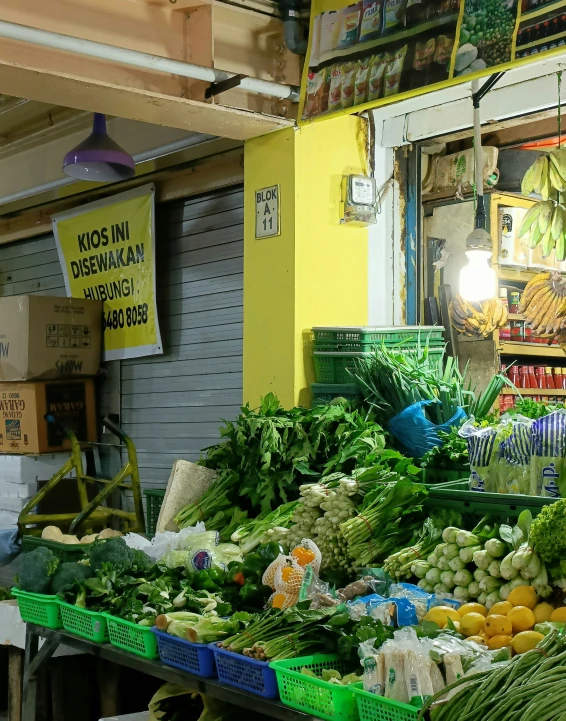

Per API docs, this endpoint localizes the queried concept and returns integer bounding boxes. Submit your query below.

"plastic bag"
[459,419,499,492]
[148,684,237,721]
[498,415,534,495]
[389,401,466,459]
[129,523,207,563]
[0,528,20,567]
[531,410,566,497]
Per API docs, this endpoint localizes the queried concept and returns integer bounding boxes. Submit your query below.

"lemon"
[550,607,566,622]
[460,612,486,637]
[459,603,487,618]
[424,606,461,628]
[533,602,554,624]
[511,631,545,655]
[485,614,513,637]
[488,634,513,650]
[488,601,513,616]
[508,606,536,633]
[466,635,487,646]
[507,586,537,610]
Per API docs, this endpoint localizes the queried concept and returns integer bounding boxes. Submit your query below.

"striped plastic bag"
[531,410,566,498]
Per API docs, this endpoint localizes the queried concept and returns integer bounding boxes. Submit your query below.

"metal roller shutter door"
[0,184,244,492]
[121,185,244,491]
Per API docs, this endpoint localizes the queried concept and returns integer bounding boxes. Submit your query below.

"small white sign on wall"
[255,185,280,239]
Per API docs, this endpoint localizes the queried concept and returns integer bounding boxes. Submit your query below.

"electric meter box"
[340,175,377,226]
[0,295,102,381]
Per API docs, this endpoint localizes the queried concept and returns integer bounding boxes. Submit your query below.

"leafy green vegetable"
[175,394,386,519]
[531,500,566,565]
[19,547,59,594]
[507,398,563,420]
[230,502,298,554]
[51,562,94,596]
[420,426,469,470]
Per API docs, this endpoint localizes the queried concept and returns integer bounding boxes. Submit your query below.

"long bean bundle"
[420,630,566,721]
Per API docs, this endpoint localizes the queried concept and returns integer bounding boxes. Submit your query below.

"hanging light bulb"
[459,78,500,303]
[62,113,135,182]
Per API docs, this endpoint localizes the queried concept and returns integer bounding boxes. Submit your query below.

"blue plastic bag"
[0,528,21,566]
[388,401,466,459]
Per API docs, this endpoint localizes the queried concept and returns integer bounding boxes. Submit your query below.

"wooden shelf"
[498,267,544,283]
[500,341,565,357]
[508,313,525,321]
[501,387,566,396]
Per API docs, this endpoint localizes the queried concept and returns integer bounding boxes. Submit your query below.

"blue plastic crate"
[152,628,216,678]
[209,643,279,699]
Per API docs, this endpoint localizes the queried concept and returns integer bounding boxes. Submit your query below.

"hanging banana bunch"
[518,270,566,338]
[520,150,566,262]
[450,295,508,338]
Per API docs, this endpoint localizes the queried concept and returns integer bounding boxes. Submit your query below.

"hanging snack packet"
[341,62,358,108]
[354,57,371,105]
[328,64,344,111]
[368,54,387,101]
[382,0,406,32]
[338,2,362,48]
[384,45,408,97]
[531,410,566,497]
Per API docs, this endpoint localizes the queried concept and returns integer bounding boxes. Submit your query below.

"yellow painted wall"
[243,115,369,408]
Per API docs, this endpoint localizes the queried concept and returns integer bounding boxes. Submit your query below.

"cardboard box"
[0,296,102,381]
[0,379,97,454]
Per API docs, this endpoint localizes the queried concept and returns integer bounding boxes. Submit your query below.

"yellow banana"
[520,272,552,311]
[529,292,556,333]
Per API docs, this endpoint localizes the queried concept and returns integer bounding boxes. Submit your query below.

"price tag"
[255,185,280,239]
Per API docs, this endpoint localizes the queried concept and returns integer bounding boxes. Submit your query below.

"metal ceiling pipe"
[0,132,214,207]
[0,19,300,102]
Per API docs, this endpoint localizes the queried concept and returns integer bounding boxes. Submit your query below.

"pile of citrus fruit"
[423,585,566,654]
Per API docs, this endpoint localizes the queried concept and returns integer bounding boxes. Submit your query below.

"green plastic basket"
[354,687,419,721]
[144,489,165,536]
[426,487,558,519]
[422,467,470,485]
[270,654,360,721]
[59,602,109,642]
[22,535,90,562]
[312,327,445,353]
[12,588,62,629]
[103,613,159,658]
[311,383,362,406]
[313,348,444,384]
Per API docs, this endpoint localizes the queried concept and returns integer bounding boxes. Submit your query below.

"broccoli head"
[51,562,94,596]
[130,549,153,574]
[89,536,133,573]
[19,547,60,594]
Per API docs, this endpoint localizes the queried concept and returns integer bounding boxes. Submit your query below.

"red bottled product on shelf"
[519,365,529,389]
[535,366,545,389]
[554,367,562,390]
[528,366,538,389]
[545,367,556,389]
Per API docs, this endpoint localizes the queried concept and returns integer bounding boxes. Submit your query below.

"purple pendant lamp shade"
[62,113,136,182]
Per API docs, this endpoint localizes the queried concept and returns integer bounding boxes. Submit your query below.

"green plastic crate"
[354,687,419,721]
[311,383,362,406]
[12,588,62,629]
[313,348,444,384]
[22,535,90,562]
[59,602,109,642]
[426,487,558,519]
[144,489,165,536]
[422,467,470,485]
[312,326,445,353]
[270,654,360,721]
[104,613,159,658]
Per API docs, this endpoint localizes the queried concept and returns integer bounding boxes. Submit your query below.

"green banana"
[522,161,537,196]
[529,223,543,249]
[532,155,546,192]
[551,204,565,241]
[556,232,566,263]
[519,202,544,237]
[549,162,566,193]
[541,225,555,258]
[550,149,566,183]
[538,200,554,235]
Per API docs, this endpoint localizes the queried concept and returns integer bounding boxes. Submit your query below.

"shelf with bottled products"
[520,0,566,22]
[501,387,566,396]
[498,341,565,357]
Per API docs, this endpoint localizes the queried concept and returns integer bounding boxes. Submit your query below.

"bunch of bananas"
[450,295,508,338]
[520,150,566,261]
[519,270,566,338]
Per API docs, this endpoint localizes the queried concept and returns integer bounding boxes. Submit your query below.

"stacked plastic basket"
[311,326,446,405]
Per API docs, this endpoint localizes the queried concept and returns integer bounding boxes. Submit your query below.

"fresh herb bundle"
[176,393,386,521]
[420,427,469,470]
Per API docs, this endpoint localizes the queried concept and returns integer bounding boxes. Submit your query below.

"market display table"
[23,624,317,721]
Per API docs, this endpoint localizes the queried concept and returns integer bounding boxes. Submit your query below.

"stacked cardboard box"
[0,296,102,526]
